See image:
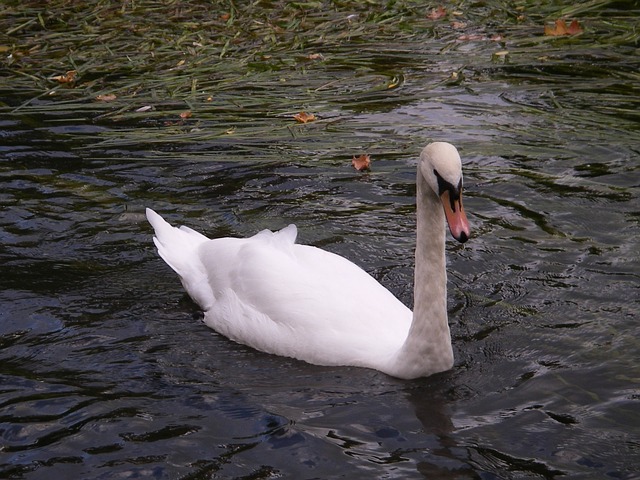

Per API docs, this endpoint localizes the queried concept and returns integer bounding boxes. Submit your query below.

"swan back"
[198,235,413,368]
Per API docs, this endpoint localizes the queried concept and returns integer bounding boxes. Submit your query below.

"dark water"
[2,8,640,480]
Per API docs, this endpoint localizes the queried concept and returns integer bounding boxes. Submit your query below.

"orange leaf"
[95,93,117,102]
[352,154,371,171]
[293,112,316,123]
[566,19,583,35]
[545,19,567,36]
[179,110,192,119]
[52,70,77,84]
[427,6,446,20]
[545,19,582,36]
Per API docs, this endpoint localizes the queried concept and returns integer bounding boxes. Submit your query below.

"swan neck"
[414,170,447,317]
[390,169,453,379]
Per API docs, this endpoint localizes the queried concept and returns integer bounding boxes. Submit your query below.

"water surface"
[1,2,639,478]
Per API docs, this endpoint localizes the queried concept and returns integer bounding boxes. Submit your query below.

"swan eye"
[433,169,461,198]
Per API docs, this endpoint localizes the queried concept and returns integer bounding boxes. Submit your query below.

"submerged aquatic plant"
[0,0,637,154]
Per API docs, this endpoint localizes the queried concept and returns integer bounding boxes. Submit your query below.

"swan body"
[147,142,470,379]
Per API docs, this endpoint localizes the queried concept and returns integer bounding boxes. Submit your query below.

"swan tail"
[146,208,214,310]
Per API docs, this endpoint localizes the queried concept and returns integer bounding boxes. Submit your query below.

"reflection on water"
[1,13,639,480]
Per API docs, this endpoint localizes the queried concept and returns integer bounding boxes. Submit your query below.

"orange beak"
[440,190,470,243]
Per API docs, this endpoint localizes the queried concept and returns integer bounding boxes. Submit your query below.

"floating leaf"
[566,20,583,35]
[387,76,400,89]
[544,19,583,36]
[427,6,446,20]
[458,34,485,41]
[352,154,371,171]
[179,110,192,119]
[293,111,316,123]
[95,93,117,102]
[51,70,77,84]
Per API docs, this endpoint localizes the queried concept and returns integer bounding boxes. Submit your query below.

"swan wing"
[198,231,412,367]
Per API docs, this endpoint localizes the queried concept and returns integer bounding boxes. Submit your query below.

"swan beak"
[441,190,470,243]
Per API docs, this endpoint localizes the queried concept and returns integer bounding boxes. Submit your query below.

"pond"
[1,1,639,478]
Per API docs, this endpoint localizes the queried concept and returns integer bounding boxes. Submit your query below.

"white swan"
[147,142,470,379]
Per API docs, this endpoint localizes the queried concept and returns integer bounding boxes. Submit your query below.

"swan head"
[419,142,470,243]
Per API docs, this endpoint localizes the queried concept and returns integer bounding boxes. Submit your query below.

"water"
[2,4,640,479]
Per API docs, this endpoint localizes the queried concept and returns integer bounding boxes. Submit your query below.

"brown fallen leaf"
[566,19,583,35]
[457,34,485,41]
[293,111,316,123]
[95,94,117,102]
[352,154,371,171]
[179,110,192,119]
[308,53,324,60]
[544,19,583,36]
[51,70,77,84]
[427,6,446,20]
